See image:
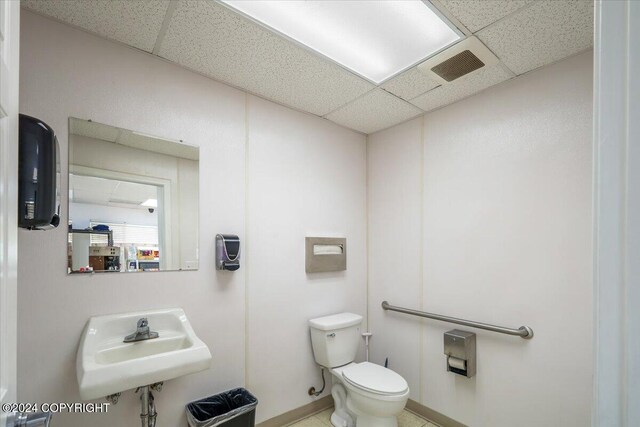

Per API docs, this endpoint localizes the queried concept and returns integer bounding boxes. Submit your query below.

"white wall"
[246,95,367,421]
[367,116,424,401]
[368,51,593,427]
[18,10,366,427]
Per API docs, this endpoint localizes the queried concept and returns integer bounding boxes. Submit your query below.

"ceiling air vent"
[431,50,484,82]
[418,36,498,84]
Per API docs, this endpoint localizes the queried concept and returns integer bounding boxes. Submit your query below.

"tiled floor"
[287,408,439,427]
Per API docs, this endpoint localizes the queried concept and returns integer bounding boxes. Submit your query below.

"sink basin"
[77,308,211,400]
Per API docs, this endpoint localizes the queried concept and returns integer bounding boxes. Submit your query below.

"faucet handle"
[124,317,157,343]
[137,317,149,330]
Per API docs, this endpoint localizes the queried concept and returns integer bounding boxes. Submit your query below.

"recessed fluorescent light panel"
[219,0,462,84]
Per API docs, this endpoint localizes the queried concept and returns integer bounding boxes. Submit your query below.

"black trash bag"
[186,388,258,427]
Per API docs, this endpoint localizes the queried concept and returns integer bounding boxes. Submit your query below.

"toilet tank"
[309,312,362,368]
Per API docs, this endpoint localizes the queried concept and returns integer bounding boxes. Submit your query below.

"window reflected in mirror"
[68,118,199,274]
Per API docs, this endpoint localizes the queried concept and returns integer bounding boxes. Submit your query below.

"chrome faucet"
[124,318,159,343]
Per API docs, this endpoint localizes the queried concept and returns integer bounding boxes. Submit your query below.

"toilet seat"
[341,362,409,396]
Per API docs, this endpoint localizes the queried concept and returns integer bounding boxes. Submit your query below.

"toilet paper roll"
[448,357,466,370]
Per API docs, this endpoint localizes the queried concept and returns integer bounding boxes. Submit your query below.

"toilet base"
[330,382,355,427]
[328,366,406,427]
[330,412,350,427]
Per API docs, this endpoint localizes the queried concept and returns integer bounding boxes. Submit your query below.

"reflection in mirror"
[68,118,199,274]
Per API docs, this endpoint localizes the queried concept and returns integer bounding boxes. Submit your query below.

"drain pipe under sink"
[7,411,52,427]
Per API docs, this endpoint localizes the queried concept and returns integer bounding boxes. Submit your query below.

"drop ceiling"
[23,0,594,135]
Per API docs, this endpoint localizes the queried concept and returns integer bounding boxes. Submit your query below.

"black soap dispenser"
[18,114,60,230]
[216,234,240,271]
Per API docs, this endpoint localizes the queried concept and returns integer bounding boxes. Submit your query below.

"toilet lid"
[341,362,408,395]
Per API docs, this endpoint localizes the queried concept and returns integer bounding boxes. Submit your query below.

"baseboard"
[406,399,468,427]
[256,395,333,427]
[406,399,467,427]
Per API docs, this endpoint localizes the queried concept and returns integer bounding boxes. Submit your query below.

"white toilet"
[309,312,409,427]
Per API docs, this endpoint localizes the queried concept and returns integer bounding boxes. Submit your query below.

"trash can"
[186,388,258,427]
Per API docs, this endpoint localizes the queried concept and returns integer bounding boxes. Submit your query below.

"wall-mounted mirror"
[67,118,199,274]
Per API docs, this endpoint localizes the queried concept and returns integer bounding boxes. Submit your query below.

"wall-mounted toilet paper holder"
[444,329,476,378]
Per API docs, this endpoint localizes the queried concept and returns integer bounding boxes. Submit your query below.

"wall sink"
[76,308,211,400]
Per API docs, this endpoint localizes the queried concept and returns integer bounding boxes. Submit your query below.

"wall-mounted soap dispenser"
[216,234,240,271]
[18,114,60,230]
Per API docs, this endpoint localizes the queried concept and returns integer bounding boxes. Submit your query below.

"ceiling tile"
[158,0,374,117]
[325,89,423,134]
[380,67,440,101]
[477,0,593,75]
[22,0,170,52]
[436,0,533,33]
[410,64,512,112]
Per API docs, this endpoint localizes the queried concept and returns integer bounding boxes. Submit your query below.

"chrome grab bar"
[381,301,534,339]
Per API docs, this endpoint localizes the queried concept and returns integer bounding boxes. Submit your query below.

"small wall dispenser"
[305,237,346,273]
[216,234,240,271]
[444,329,476,378]
[18,114,60,230]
